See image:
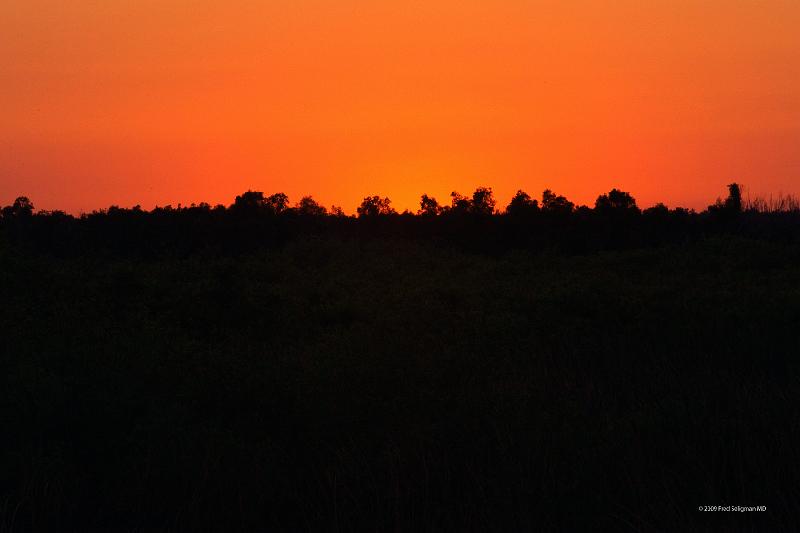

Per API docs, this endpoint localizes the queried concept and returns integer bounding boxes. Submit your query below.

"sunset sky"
[1,0,798,213]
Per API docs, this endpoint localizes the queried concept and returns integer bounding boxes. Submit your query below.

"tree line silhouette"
[2,183,798,256]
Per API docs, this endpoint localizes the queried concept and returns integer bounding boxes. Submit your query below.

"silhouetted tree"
[643,203,669,217]
[449,192,471,213]
[470,187,496,215]
[594,189,640,214]
[1,196,34,218]
[725,183,743,213]
[418,194,442,216]
[506,190,539,215]
[541,189,574,214]
[232,190,267,211]
[357,196,395,217]
[265,193,290,214]
[708,183,743,215]
[231,191,289,215]
[296,196,327,216]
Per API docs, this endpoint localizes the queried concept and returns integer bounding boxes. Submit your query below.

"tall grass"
[745,192,800,213]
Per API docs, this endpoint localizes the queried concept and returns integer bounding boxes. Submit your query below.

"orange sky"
[1,0,799,213]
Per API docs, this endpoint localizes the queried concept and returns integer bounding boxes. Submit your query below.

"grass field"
[2,235,799,531]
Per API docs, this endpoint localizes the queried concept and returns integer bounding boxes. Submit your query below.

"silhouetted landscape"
[2,184,799,531]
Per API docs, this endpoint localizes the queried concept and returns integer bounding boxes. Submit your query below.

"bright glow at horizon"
[1,0,799,213]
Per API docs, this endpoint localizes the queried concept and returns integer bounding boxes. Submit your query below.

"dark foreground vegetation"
[2,184,800,531]
[1,184,800,257]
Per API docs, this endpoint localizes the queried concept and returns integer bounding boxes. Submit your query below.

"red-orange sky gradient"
[2,0,799,214]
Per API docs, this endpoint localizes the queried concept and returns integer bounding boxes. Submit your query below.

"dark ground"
[2,234,799,531]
